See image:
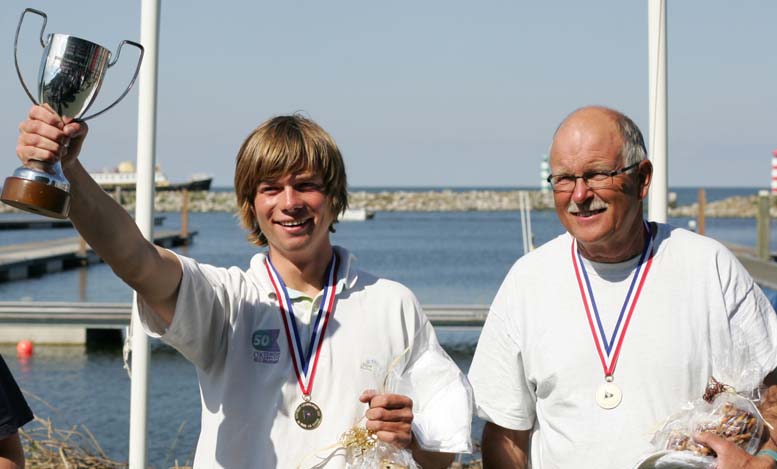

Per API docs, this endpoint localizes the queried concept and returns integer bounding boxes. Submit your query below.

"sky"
[0,1,774,188]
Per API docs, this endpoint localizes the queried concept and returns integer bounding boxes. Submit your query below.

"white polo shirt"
[139,246,472,468]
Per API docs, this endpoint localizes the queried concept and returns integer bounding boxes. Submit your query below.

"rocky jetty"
[0,189,773,217]
[666,195,775,218]
[348,190,555,212]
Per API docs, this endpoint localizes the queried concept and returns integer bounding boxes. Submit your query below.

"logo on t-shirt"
[252,329,280,364]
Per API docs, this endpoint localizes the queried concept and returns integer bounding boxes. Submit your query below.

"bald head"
[551,106,647,167]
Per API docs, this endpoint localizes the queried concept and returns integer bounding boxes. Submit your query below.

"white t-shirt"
[468,223,777,469]
[138,246,472,468]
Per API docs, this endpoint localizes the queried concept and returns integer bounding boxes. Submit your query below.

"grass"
[19,417,126,468]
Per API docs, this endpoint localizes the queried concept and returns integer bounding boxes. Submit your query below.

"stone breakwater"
[0,190,773,217]
[666,195,776,218]
[348,190,556,212]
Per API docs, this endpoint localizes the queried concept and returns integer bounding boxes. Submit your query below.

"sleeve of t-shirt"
[137,251,241,372]
[0,354,33,438]
[467,269,536,431]
[717,247,777,383]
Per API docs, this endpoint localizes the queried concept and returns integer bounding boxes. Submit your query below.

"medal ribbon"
[571,221,655,378]
[265,254,339,396]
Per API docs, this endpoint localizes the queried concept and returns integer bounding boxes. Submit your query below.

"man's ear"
[637,160,653,200]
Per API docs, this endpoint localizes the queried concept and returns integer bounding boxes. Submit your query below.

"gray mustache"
[568,197,608,214]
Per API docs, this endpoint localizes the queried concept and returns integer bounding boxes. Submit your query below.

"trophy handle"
[13,8,48,106]
[80,40,145,122]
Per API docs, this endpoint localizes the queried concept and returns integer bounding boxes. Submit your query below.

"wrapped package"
[345,326,474,469]
[635,331,768,469]
[636,389,764,468]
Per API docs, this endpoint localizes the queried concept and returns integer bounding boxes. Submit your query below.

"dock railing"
[0,302,490,331]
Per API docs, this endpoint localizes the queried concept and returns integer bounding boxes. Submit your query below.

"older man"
[468,106,777,468]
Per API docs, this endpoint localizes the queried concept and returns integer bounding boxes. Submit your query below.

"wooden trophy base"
[1,176,71,219]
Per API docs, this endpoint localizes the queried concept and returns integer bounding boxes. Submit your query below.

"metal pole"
[525,192,534,251]
[519,192,528,255]
[647,0,668,223]
[129,1,160,467]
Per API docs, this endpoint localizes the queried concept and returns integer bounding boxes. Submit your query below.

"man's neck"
[268,246,334,297]
[578,220,649,264]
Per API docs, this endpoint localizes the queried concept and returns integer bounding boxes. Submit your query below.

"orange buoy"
[16,340,33,358]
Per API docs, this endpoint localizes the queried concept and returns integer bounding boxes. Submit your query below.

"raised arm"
[481,422,530,469]
[15,105,181,326]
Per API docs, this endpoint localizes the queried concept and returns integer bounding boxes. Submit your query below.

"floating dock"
[0,215,165,230]
[0,230,196,282]
[0,302,488,344]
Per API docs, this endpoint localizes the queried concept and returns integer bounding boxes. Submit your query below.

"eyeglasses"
[546,162,640,193]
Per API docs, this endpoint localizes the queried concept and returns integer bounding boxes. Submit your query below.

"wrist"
[61,156,79,172]
[757,449,777,468]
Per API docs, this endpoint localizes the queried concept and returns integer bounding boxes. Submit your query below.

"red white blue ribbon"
[571,221,655,378]
[265,254,339,396]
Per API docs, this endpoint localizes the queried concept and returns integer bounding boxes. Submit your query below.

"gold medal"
[295,398,322,430]
[596,377,622,409]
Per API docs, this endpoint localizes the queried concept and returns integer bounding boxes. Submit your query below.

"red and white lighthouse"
[772,150,777,195]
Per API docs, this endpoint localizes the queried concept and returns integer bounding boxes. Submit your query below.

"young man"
[14,106,471,468]
[468,106,777,469]
[0,353,32,469]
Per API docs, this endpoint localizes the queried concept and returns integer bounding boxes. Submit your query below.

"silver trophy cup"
[1,8,144,218]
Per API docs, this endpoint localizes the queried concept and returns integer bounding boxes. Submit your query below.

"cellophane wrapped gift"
[344,326,474,469]
[635,332,768,469]
[637,389,764,468]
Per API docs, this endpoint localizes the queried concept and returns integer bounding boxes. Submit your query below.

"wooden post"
[78,236,87,265]
[181,188,189,243]
[79,267,87,301]
[697,189,706,236]
[757,190,771,261]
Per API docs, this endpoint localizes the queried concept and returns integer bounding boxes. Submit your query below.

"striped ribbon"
[265,254,339,396]
[571,221,655,377]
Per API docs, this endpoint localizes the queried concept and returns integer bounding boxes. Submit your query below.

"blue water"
[212,185,763,205]
[1,187,775,467]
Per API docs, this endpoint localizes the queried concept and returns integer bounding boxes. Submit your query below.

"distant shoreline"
[210,185,767,189]
[0,188,771,218]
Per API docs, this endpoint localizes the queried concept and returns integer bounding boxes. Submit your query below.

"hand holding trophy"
[1,8,143,219]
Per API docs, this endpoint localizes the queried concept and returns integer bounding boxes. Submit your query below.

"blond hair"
[234,114,348,246]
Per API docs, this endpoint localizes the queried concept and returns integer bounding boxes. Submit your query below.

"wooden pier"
[0,215,165,230]
[0,230,196,282]
[0,302,487,328]
[727,243,777,291]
